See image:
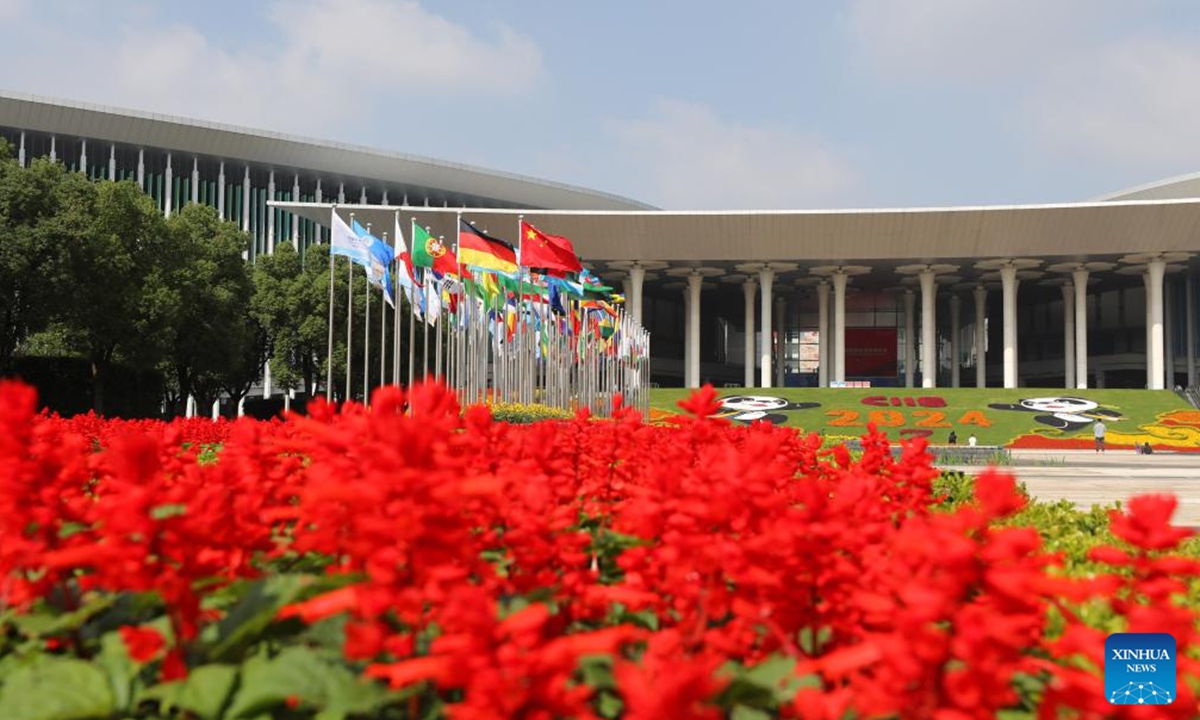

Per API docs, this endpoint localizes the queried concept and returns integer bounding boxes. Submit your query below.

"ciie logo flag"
[1105,633,1176,705]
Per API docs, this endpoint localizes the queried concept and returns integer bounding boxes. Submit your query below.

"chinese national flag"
[518,221,583,274]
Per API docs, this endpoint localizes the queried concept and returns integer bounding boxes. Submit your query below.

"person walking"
[1093,420,1106,453]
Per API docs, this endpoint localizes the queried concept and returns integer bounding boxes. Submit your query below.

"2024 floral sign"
[0,380,1198,719]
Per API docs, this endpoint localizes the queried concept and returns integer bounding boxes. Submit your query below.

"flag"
[411,221,458,275]
[458,220,518,276]
[330,212,371,267]
[518,221,582,273]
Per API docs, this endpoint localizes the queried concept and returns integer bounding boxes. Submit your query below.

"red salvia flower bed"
[0,380,1197,718]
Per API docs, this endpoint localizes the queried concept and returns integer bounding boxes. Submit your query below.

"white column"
[759,268,774,388]
[338,182,346,204]
[688,272,702,389]
[217,162,226,218]
[1165,279,1176,388]
[833,272,847,383]
[974,285,987,388]
[185,395,196,418]
[817,281,829,388]
[1188,272,1196,388]
[266,170,276,254]
[360,186,368,204]
[212,400,221,421]
[682,288,692,388]
[1149,259,1166,390]
[108,144,116,180]
[164,153,173,217]
[137,149,145,188]
[191,158,199,205]
[630,265,645,326]
[775,296,786,387]
[622,276,633,308]
[49,136,56,162]
[1000,265,1018,389]
[17,131,25,166]
[950,295,961,388]
[241,167,252,232]
[903,290,915,388]
[80,139,87,175]
[920,270,937,388]
[743,279,757,388]
[1144,273,1153,389]
[236,397,246,418]
[382,190,389,205]
[1062,283,1075,389]
[263,359,272,399]
[1073,270,1089,389]
[292,174,301,250]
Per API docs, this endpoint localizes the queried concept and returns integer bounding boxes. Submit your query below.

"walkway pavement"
[941,449,1200,528]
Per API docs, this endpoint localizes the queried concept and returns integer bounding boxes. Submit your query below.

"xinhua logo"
[1105,633,1176,705]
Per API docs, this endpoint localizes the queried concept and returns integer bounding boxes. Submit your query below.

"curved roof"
[0,90,653,211]
[277,197,1200,265]
[1096,171,1200,202]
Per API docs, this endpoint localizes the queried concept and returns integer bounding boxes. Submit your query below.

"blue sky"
[3,0,1200,209]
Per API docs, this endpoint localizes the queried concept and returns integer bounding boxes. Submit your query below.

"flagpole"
[345,212,355,402]
[363,223,372,407]
[393,211,402,387]
[326,206,336,401]
[408,217,418,389]
[380,231,388,389]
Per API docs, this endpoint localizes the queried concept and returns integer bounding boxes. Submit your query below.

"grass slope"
[649,388,1197,449]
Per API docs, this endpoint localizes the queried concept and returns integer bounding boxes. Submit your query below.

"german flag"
[458,220,518,276]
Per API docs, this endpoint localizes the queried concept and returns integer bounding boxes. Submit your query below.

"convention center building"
[4,91,1200,392]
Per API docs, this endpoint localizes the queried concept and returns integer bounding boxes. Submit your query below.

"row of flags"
[326,209,625,346]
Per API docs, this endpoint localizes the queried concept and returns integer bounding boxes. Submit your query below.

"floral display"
[0,379,1197,719]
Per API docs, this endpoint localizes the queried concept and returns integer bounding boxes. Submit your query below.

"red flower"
[1109,494,1194,551]
[118,625,165,663]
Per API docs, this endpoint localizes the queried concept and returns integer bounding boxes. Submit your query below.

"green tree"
[0,156,82,371]
[158,204,256,414]
[57,180,170,414]
[251,243,333,399]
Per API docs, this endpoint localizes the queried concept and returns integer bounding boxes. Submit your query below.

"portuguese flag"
[458,220,518,276]
[411,221,457,275]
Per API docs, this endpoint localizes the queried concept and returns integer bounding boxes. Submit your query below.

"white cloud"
[603,99,858,209]
[0,0,543,137]
[1027,37,1200,170]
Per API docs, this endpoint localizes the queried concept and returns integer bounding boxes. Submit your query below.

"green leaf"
[0,655,115,720]
[11,595,114,637]
[731,707,772,720]
[95,632,136,712]
[149,503,187,520]
[204,574,319,663]
[139,664,238,720]
[224,647,385,720]
[717,655,818,709]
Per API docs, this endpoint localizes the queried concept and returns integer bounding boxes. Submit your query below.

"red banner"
[845,328,897,377]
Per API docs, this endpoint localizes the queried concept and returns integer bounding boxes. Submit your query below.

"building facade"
[6,91,1200,394]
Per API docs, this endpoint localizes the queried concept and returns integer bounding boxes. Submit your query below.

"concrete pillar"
[950,295,961,388]
[1188,271,1196,388]
[920,270,937,388]
[266,170,276,254]
[80,140,87,176]
[191,158,199,205]
[775,296,786,387]
[630,265,645,326]
[164,153,173,217]
[185,395,196,419]
[292,174,301,250]
[759,268,774,388]
[108,144,116,180]
[338,182,346,204]
[1144,273,1153,389]
[381,190,389,205]
[212,399,221,421]
[833,272,847,383]
[241,167,252,232]
[974,285,987,388]
[137,149,145,188]
[682,287,693,388]
[1148,259,1166,390]
[817,281,829,387]
[263,359,272,399]
[1062,283,1075,389]
[1166,279,1176,388]
[903,290,915,388]
[1073,270,1089,389]
[743,279,757,387]
[17,131,24,166]
[360,186,368,204]
[217,162,226,218]
[49,136,56,162]
[1000,265,1018,389]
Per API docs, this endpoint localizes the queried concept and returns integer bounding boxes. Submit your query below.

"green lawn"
[649,387,1199,449]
